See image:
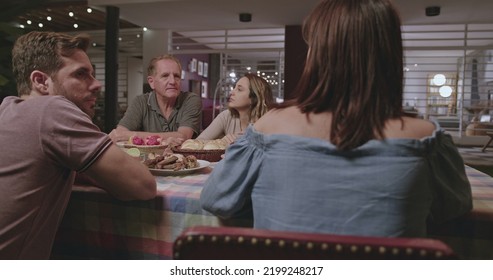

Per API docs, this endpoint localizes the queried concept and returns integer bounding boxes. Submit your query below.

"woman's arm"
[197,110,231,140]
[428,133,473,223]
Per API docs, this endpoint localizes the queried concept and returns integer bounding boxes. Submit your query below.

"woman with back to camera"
[201,0,472,237]
[196,73,274,146]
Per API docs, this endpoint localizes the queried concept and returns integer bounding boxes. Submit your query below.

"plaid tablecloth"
[464,166,493,212]
[51,166,227,259]
[51,165,493,260]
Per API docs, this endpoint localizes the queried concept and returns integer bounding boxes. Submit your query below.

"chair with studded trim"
[173,226,458,260]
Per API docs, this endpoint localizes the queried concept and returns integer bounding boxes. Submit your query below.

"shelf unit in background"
[425,72,458,119]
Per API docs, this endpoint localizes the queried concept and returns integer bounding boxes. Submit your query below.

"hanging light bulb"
[439,86,453,97]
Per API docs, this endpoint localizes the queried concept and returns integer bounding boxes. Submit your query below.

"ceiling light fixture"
[425,6,440,17]
[433,74,446,86]
[239,13,252,22]
[439,86,453,97]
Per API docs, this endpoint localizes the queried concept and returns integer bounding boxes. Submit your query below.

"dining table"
[50,164,493,260]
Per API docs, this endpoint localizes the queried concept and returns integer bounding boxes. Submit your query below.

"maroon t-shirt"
[0,96,112,259]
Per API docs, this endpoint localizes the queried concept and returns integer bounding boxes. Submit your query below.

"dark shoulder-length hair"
[279,0,404,150]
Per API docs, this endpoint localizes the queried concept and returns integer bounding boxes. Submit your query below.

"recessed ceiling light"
[69,11,74,17]
[239,13,252,22]
[87,8,92,13]
[46,16,52,21]
[425,6,440,17]
[73,23,78,28]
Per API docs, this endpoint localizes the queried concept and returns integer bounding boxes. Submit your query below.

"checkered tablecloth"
[51,166,226,259]
[464,166,493,212]
[50,165,493,260]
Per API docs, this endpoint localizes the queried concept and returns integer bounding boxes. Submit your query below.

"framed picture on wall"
[198,61,204,76]
[203,62,208,78]
[189,58,197,72]
[201,81,208,98]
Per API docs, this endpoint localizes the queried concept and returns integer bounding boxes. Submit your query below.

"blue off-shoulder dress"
[200,123,472,237]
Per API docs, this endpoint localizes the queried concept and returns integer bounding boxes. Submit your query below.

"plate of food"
[117,135,168,154]
[143,153,210,176]
[148,159,210,176]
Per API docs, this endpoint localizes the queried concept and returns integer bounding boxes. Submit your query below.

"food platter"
[117,142,167,149]
[171,148,224,162]
[148,160,210,176]
[116,141,167,154]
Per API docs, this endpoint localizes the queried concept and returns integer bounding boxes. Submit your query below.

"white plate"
[148,160,210,176]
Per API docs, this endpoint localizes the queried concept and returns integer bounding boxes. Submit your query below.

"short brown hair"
[12,31,90,96]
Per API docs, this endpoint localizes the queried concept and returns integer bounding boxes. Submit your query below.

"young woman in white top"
[197,73,274,145]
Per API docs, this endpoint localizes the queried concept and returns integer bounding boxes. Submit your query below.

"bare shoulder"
[385,117,436,139]
[406,116,436,135]
[254,106,300,133]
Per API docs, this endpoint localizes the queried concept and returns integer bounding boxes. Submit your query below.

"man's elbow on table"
[85,145,157,201]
